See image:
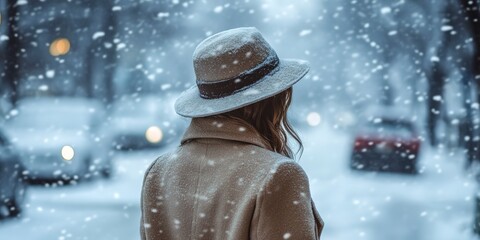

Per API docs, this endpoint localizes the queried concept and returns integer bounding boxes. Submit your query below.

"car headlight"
[61,145,75,161]
[145,126,163,143]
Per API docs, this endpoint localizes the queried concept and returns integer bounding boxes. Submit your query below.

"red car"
[350,117,421,174]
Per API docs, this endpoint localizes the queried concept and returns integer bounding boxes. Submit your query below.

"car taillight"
[354,138,370,151]
[410,140,420,151]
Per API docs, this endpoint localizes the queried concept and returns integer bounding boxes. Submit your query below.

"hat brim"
[174,58,309,118]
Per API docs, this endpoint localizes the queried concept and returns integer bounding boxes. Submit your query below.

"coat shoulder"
[248,144,298,167]
[235,144,307,184]
[144,148,181,175]
[267,160,309,187]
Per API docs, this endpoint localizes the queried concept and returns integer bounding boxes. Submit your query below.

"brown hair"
[219,87,303,159]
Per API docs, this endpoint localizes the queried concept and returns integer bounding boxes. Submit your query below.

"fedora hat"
[174,27,309,118]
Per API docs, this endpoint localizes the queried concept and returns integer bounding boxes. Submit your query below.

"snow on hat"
[174,27,309,118]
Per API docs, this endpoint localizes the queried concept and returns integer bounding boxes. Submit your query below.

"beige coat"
[140,117,323,240]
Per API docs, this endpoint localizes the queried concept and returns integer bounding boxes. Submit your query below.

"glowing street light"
[49,38,71,56]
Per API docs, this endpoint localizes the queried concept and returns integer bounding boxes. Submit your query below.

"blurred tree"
[2,0,20,106]
[112,0,187,96]
[426,2,449,147]
[425,0,480,155]
[92,0,119,103]
[99,0,117,103]
[426,57,445,146]
[328,1,434,112]
[1,0,120,103]
[459,0,480,165]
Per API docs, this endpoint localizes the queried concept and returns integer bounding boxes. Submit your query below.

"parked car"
[0,126,27,218]
[5,97,113,181]
[350,116,421,174]
[109,94,186,150]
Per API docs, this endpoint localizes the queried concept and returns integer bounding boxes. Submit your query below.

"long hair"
[219,87,303,160]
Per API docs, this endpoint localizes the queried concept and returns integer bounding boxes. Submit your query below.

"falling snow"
[441,25,453,31]
[0,1,479,240]
[299,29,312,37]
[213,6,223,13]
[92,32,105,40]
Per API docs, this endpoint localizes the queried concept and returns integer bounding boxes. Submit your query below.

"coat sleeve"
[256,161,323,239]
[140,158,159,240]
[140,189,146,240]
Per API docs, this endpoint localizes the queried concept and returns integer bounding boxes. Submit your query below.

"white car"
[109,94,186,150]
[0,126,27,218]
[4,97,113,181]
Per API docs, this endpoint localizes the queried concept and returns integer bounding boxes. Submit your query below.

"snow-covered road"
[300,123,477,240]
[0,124,477,240]
[0,150,163,240]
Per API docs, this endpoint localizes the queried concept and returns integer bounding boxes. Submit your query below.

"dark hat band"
[196,54,280,99]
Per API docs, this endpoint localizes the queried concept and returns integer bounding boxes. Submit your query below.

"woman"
[140,27,323,240]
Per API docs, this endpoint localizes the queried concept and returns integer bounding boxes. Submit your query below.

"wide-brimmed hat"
[174,27,309,118]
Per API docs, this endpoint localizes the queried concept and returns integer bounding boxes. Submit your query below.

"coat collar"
[181,117,269,149]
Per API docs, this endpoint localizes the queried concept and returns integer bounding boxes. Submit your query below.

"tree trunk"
[102,0,117,104]
[459,0,480,164]
[3,0,21,106]
[427,61,445,146]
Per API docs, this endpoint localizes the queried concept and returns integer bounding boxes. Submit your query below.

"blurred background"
[0,0,480,239]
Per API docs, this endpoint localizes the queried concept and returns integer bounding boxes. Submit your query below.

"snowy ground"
[300,122,477,240]
[0,123,478,240]
[0,149,163,240]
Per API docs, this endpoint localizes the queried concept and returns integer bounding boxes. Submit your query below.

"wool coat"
[140,116,323,240]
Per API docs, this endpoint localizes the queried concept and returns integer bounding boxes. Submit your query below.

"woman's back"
[140,117,322,240]
[141,27,323,239]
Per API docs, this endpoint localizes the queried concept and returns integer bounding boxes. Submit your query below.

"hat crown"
[193,27,275,82]
[175,27,309,117]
